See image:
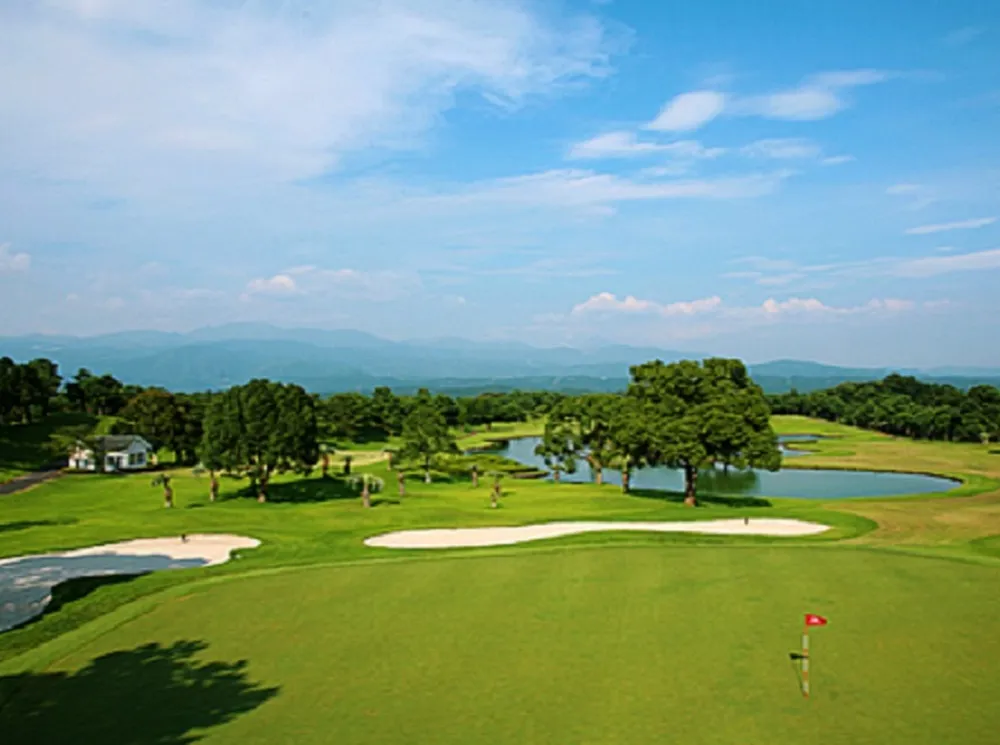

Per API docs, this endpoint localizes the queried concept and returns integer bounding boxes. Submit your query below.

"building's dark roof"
[88,435,151,451]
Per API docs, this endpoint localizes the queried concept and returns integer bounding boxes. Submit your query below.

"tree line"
[3,355,785,505]
[768,373,1000,443]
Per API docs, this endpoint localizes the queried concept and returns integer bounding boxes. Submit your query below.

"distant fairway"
[4,546,998,745]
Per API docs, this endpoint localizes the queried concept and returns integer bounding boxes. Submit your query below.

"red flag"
[805,613,828,627]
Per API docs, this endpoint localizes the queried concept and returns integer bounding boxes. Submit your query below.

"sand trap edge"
[364,519,831,549]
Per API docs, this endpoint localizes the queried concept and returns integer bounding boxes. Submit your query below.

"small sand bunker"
[365,519,829,549]
[0,534,259,632]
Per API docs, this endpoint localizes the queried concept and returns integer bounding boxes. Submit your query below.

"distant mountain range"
[3,323,999,394]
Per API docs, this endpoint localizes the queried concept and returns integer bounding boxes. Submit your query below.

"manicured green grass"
[4,547,999,745]
[1,414,998,743]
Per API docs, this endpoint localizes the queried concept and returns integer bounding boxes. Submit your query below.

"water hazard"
[495,436,958,499]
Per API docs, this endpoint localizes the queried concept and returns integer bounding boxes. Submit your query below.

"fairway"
[3,547,998,745]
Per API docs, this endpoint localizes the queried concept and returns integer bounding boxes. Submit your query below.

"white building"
[69,435,155,472]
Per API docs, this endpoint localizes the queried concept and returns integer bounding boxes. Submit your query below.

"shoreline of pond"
[488,436,962,498]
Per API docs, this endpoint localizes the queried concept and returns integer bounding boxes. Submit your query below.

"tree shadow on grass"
[266,477,359,503]
[0,639,279,744]
[0,518,78,534]
[630,488,772,508]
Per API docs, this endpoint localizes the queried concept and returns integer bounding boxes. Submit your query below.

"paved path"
[0,469,63,496]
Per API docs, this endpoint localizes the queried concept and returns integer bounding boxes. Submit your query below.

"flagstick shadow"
[788,652,805,697]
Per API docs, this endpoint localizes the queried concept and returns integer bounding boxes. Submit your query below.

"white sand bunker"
[365,519,830,549]
[0,534,259,632]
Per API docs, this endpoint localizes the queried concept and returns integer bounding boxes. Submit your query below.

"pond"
[495,436,958,499]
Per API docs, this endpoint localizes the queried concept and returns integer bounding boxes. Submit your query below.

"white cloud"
[761,297,913,315]
[0,0,619,192]
[646,91,726,132]
[737,69,890,121]
[572,292,722,316]
[245,273,298,295]
[904,217,996,235]
[416,168,793,211]
[894,248,1000,278]
[821,155,855,166]
[0,243,31,273]
[567,131,726,160]
[741,138,821,159]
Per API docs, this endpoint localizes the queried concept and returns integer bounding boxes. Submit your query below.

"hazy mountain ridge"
[3,324,999,394]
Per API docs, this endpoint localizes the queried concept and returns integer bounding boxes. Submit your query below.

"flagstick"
[802,623,810,698]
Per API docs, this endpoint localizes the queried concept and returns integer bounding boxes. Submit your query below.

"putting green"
[3,546,998,744]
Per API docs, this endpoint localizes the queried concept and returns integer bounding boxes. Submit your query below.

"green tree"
[606,397,648,493]
[199,380,318,502]
[370,386,403,438]
[119,389,180,452]
[26,358,61,418]
[400,398,457,483]
[626,358,780,505]
[534,418,581,482]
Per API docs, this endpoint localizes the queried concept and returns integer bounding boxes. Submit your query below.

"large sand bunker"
[364,518,830,549]
[0,534,259,632]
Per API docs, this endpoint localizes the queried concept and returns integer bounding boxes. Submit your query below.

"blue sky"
[1,0,999,366]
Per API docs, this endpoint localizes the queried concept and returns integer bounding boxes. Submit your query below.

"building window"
[136,452,146,465]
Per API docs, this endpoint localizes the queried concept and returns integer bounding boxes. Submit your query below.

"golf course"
[2,414,999,744]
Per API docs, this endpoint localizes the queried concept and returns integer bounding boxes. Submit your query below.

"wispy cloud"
[820,155,855,166]
[894,248,1000,277]
[410,168,795,211]
[904,217,996,235]
[0,0,620,193]
[572,292,722,316]
[734,69,891,121]
[567,131,725,160]
[728,246,1000,285]
[646,91,727,132]
[0,243,31,273]
[740,138,821,159]
[638,68,891,137]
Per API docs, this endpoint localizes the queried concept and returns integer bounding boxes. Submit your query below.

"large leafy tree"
[400,392,457,483]
[200,379,318,502]
[627,358,780,505]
